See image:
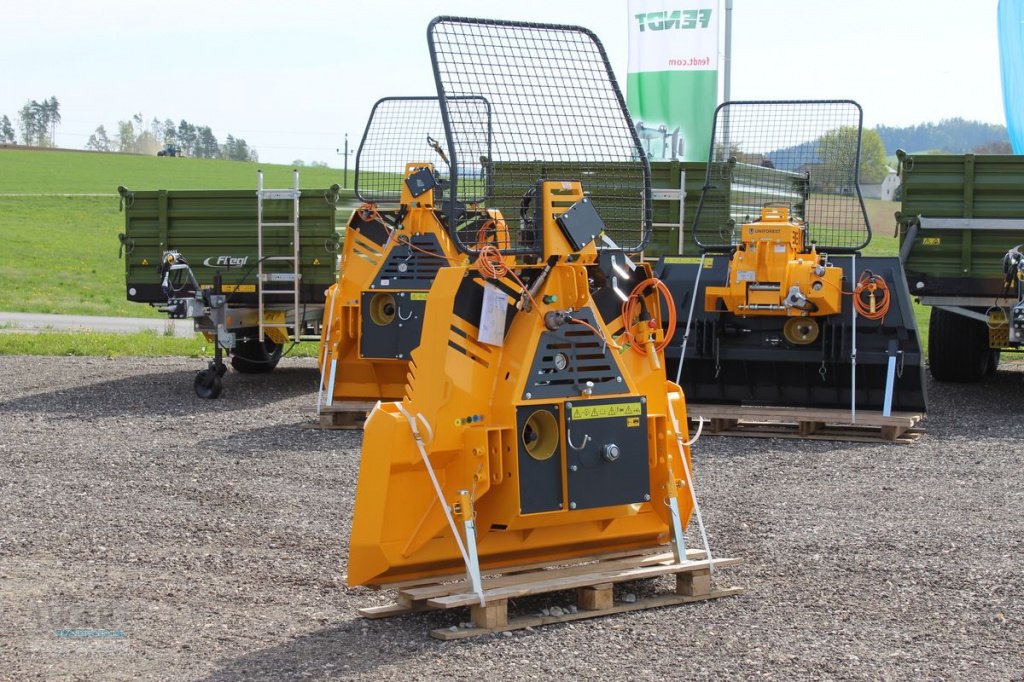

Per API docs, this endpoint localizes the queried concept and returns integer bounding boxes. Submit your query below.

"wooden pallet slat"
[315,400,375,429]
[355,546,742,639]
[687,403,925,444]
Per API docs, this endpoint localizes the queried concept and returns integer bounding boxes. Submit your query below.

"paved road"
[0,312,195,338]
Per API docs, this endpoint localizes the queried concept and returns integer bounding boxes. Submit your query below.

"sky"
[0,0,1006,166]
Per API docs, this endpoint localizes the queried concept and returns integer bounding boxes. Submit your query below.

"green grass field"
[0,148,354,319]
[0,148,930,356]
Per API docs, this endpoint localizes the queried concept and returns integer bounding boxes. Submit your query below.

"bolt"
[640,397,646,404]
[643,493,651,501]
[566,402,573,409]
[570,465,578,472]
[525,392,532,400]
[616,376,622,383]
[569,502,577,510]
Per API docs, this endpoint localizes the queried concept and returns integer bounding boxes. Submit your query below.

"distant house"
[861,167,901,201]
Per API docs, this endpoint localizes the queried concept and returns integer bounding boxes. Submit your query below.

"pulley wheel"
[369,292,397,326]
[522,410,558,461]
[783,317,820,345]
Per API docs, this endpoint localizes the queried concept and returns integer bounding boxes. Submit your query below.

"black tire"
[986,349,1001,375]
[230,333,283,374]
[928,307,990,382]
[194,369,223,399]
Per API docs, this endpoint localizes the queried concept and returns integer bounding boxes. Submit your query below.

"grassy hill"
[0,147,928,356]
[0,148,351,193]
[0,148,355,318]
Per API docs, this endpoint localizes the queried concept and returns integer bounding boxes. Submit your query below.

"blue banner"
[1000,0,1024,152]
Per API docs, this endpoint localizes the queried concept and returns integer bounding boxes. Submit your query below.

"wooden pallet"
[315,400,375,429]
[357,547,742,640]
[686,403,924,444]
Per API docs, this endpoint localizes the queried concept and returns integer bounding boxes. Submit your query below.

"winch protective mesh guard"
[692,100,872,253]
[428,16,651,255]
[354,96,491,204]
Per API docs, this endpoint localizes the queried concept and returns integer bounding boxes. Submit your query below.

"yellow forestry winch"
[347,179,701,592]
[317,97,507,407]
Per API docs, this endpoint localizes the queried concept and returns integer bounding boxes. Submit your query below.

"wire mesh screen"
[354,96,491,204]
[691,100,872,253]
[428,17,651,255]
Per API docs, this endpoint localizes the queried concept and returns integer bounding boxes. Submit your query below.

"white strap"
[394,402,484,604]
[666,397,715,572]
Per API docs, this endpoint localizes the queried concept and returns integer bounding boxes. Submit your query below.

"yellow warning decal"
[661,256,713,267]
[626,416,640,427]
[923,237,941,245]
[312,258,321,265]
[141,258,149,266]
[410,292,429,301]
[201,283,256,293]
[571,402,642,421]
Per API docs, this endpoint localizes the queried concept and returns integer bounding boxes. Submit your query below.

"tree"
[195,126,219,158]
[86,125,111,151]
[177,120,197,156]
[18,101,42,145]
[44,96,61,146]
[817,126,888,190]
[0,115,15,144]
[222,135,255,161]
[163,118,177,146]
[858,129,888,184]
[116,119,136,152]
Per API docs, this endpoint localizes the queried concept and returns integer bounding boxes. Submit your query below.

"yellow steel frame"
[348,181,695,586]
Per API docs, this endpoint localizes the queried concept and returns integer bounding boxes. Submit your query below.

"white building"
[861,167,901,201]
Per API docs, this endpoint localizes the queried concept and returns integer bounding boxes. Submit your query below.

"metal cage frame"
[353,95,493,205]
[690,99,873,254]
[427,16,652,256]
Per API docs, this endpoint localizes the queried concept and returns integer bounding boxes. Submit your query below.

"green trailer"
[118,172,345,396]
[896,150,1024,381]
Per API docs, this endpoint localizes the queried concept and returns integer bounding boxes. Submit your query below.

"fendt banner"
[626,1,720,161]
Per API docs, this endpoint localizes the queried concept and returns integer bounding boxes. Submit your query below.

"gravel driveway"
[0,356,1021,681]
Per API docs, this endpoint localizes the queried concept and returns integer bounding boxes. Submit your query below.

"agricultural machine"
[347,17,712,602]
[657,101,927,416]
[316,96,508,410]
[118,175,343,398]
[897,151,1024,381]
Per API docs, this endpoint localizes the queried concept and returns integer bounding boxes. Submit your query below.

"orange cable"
[621,277,677,354]
[853,271,890,320]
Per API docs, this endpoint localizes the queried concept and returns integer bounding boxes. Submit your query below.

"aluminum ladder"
[256,170,301,345]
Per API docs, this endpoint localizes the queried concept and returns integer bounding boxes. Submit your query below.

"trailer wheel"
[986,349,1001,375]
[230,333,283,374]
[194,368,223,399]
[928,307,990,382]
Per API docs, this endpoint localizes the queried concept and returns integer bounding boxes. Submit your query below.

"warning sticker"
[923,237,941,245]
[662,256,713,267]
[626,416,640,427]
[410,292,428,301]
[570,402,641,421]
[202,284,256,293]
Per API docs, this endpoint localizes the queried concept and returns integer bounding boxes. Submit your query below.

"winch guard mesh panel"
[427,16,651,255]
[691,100,871,253]
[354,96,491,205]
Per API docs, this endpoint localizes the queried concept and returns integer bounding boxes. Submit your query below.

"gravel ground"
[0,355,1021,681]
